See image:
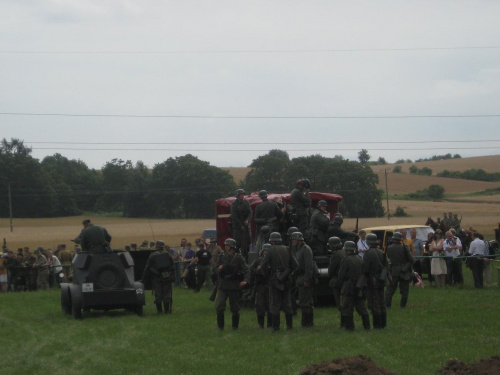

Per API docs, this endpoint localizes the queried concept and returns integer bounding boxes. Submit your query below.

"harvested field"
[222,167,251,185]
[372,171,500,194]
[376,154,500,174]
[0,217,213,252]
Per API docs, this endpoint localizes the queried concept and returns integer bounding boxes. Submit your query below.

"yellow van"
[361,225,434,252]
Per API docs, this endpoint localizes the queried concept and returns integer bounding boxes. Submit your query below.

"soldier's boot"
[373,313,382,329]
[232,314,240,330]
[362,314,371,330]
[400,296,408,309]
[156,302,163,314]
[381,312,387,329]
[344,316,354,331]
[163,301,171,314]
[257,315,265,329]
[217,313,224,331]
[301,310,307,327]
[272,314,280,332]
[340,315,346,329]
[385,295,392,308]
[309,310,314,327]
[285,314,293,330]
[266,313,273,328]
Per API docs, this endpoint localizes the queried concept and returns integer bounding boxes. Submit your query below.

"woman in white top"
[429,229,447,288]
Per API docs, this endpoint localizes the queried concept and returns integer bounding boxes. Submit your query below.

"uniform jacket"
[295,242,314,285]
[338,253,364,295]
[230,199,252,231]
[290,188,311,215]
[142,251,174,280]
[216,252,250,290]
[81,224,112,253]
[310,209,330,243]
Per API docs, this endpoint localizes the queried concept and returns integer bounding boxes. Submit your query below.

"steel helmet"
[366,233,379,246]
[317,200,327,208]
[260,225,270,234]
[302,179,311,189]
[333,215,344,225]
[343,241,356,253]
[155,240,165,250]
[235,189,245,197]
[291,232,304,241]
[392,232,402,242]
[287,226,299,236]
[224,238,237,248]
[328,237,342,249]
[258,190,268,199]
[269,232,282,243]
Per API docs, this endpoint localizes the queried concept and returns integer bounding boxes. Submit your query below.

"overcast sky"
[1,1,500,169]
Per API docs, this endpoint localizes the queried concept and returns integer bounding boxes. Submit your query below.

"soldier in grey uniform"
[260,232,298,331]
[80,219,112,254]
[327,215,357,243]
[249,243,272,329]
[230,189,252,257]
[254,190,283,248]
[385,232,414,308]
[214,238,250,331]
[327,237,346,316]
[338,241,370,331]
[142,240,174,314]
[309,200,330,255]
[363,233,389,329]
[286,226,299,315]
[292,232,315,327]
[33,248,50,290]
[290,179,311,233]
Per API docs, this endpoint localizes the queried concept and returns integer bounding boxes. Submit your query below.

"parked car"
[361,224,434,252]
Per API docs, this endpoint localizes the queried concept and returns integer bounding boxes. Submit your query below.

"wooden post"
[385,169,390,220]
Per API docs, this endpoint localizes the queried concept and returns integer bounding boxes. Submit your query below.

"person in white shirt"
[357,230,369,259]
[443,231,463,286]
[468,232,485,288]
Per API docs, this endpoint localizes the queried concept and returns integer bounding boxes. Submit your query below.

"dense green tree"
[41,153,101,213]
[94,159,133,212]
[150,154,236,219]
[244,149,290,192]
[393,165,402,173]
[426,184,445,200]
[358,149,371,164]
[0,138,57,217]
[123,161,151,217]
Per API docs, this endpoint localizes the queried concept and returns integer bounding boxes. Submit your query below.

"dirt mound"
[300,355,396,375]
[438,355,500,375]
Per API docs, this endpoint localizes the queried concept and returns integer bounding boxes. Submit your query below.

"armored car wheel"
[60,284,72,314]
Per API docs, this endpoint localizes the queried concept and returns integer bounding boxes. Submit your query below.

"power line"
[1,46,500,54]
[29,147,500,152]
[24,140,500,145]
[1,112,499,119]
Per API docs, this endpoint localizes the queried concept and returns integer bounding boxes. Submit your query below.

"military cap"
[392,232,402,241]
[82,219,91,225]
[317,200,327,208]
[291,232,304,241]
[210,238,217,243]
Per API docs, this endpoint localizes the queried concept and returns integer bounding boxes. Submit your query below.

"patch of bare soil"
[437,355,500,375]
[300,355,396,375]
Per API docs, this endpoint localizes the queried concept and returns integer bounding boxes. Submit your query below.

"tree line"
[1,139,384,219]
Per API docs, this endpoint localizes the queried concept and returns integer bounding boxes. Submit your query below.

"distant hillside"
[375,155,500,174]
[223,155,500,194]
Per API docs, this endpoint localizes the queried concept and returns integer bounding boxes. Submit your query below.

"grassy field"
[1,271,499,375]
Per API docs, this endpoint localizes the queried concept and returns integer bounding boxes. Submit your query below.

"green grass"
[1,271,499,375]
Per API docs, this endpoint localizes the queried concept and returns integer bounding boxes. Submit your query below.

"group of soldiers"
[0,244,74,293]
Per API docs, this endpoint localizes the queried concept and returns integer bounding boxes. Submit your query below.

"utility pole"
[384,169,390,220]
[8,182,13,232]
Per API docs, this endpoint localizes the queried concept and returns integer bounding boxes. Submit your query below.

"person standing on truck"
[80,219,112,254]
[309,200,330,256]
[254,190,283,250]
[141,240,174,314]
[230,189,252,258]
[290,179,311,233]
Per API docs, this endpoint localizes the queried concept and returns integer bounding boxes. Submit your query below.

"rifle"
[208,278,218,301]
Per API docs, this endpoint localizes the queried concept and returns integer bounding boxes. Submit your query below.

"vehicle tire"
[135,305,143,317]
[60,284,72,314]
[94,263,125,289]
[71,289,83,320]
